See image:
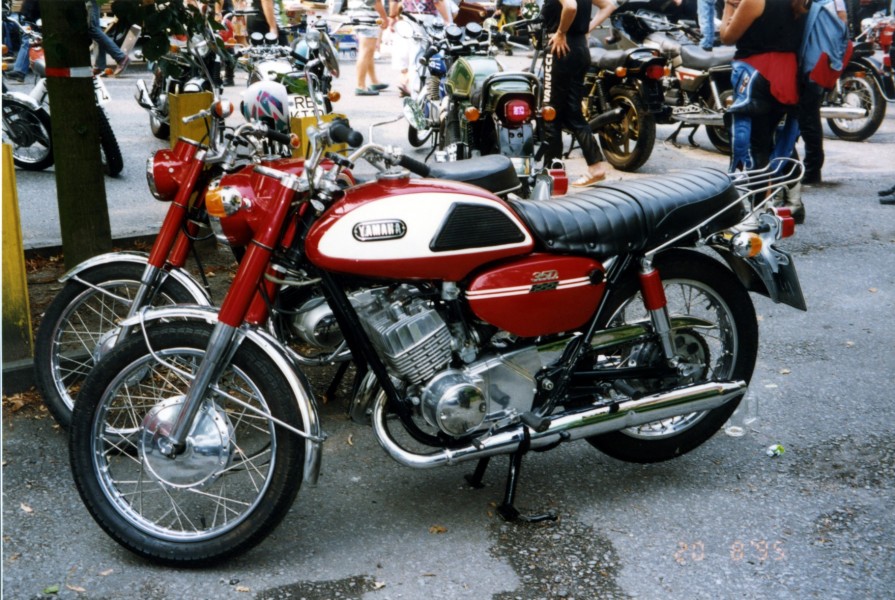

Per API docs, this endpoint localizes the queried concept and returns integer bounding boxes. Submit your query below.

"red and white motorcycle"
[69,71,807,565]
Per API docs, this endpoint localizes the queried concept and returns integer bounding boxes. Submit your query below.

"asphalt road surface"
[3,51,895,599]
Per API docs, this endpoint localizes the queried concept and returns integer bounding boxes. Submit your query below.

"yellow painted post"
[290,113,349,159]
[169,91,215,148]
[2,144,34,362]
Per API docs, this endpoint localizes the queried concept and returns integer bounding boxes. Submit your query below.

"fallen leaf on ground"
[429,525,447,534]
[347,434,354,446]
[99,569,114,577]
[43,584,59,594]
[779,368,791,375]
[66,584,87,593]
[236,586,251,593]
[20,503,33,514]
[869,288,878,293]
[372,581,386,590]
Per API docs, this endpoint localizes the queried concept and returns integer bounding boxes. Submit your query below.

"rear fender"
[118,305,325,485]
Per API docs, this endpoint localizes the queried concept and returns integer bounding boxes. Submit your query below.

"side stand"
[666,122,701,148]
[323,360,352,404]
[465,430,558,524]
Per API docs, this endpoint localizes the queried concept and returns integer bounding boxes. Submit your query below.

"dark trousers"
[797,80,825,179]
[542,35,603,166]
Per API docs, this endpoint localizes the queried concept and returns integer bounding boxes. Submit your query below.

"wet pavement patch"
[489,516,629,599]
[256,574,378,599]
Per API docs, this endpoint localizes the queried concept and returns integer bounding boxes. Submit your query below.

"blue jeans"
[87,0,125,69]
[697,0,716,51]
[14,41,30,74]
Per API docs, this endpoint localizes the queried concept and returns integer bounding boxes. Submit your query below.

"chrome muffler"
[819,106,868,120]
[372,380,747,469]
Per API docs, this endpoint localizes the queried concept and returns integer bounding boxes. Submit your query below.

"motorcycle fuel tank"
[305,177,534,281]
[446,55,502,98]
[466,254,606,337]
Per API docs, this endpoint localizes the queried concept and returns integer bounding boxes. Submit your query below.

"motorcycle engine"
[356,285,568,438]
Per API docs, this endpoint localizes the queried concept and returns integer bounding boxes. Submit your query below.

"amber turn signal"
[541,106,556,122]
[328,90,341,103]
[730,232,763,258]
[464,106,481,122]
[615,66,627,77]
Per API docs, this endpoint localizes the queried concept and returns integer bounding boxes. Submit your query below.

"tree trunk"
[40,0,112,269]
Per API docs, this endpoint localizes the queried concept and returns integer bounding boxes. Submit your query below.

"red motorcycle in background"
[69,66,807,566]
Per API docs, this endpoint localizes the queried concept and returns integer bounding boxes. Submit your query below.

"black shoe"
[791,205,805,224]
[222,78,235,87]
[803,171,822,185]
[6,70,25,82]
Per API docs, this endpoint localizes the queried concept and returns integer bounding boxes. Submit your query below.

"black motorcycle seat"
[589,47,633,70]
[679,44,736,70]
[428,154,522,195]
[508,167,744,257]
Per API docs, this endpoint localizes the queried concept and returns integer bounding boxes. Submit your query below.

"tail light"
[772,207,796,238]
[146,138,200,201]
[645,64,665,80]
[504,99,532,125]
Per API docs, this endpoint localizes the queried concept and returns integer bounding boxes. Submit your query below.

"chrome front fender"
[118,306,325,485]
[3,90,43,112]
[60,251,212,306]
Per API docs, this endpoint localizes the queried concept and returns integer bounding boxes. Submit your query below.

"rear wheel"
[586,250,758,463]
[69,321,305,565]
[2,99,53,171]
[706,89,733,155]
[34,262,200,429]
[98,108,124,176]
[596,87,656,172]
[827,73,886,141]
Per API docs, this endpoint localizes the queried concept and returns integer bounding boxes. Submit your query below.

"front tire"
[69,321,305,565]
[586,250,758,463]
[2,99,53,171]
[596,87,656,172]
[33,262,199,429]
[827,73,886,141]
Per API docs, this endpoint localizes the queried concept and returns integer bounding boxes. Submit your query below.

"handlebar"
[330,119,364,148]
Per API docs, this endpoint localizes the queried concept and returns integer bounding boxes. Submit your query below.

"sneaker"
[370,83,389,91]
[111,56,130,77]
[6,70,25,83]
[355,87,379,96]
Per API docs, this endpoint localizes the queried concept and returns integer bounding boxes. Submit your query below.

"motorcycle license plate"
[290,95,316,119]
[93,77,111,105]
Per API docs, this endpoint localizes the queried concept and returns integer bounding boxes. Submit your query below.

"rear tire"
[69,321,305,565]
[98,108,124,176]
[2,99,54,171]
[586,250,758,463]
[827,72,886,142]
[596,88,656,172]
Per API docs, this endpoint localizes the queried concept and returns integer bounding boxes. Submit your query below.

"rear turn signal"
[730,232,763,258]
[213,100,234,119]
[329,90,341,103]
[541,106,556,122]
[464,106,481,122]
[615,66,628,77]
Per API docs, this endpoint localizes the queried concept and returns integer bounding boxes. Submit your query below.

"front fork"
[158,166,305,456]
[639,258,678,366]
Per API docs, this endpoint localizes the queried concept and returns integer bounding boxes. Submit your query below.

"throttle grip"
[330,119,364,147]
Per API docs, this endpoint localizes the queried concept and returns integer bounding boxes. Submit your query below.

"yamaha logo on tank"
[352,219,407,242]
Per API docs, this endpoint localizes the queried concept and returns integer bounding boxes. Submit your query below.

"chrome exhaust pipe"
[819,106,868,120]
[671,112,725,126]
[372,380,747,469]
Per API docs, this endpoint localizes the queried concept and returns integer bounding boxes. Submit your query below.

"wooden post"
[40,0,112,270]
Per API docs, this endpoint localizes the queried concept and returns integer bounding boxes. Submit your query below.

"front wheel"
[596,88,656,172]
[69,321,305,565]
[826,73,886,141]
[33,262,201,429]
[586,250,758,463]
[2,99,54,171]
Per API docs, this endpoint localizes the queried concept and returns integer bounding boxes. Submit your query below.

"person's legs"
[356,35,379,93]
[13,40,30,74]
[797,80,824,183]
[697,0,716,51]
[87,0,126,70]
